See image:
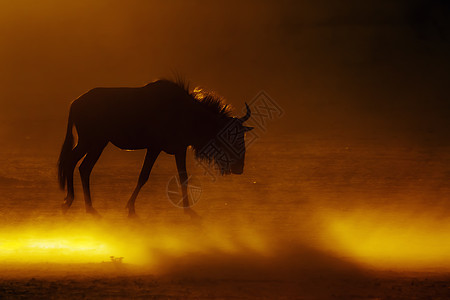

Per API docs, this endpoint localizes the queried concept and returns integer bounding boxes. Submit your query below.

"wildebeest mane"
[170,77,233,119]
[169,76,234,175]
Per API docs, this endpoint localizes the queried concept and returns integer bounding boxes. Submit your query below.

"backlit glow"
[0,219,271,269]
[1,208,450,274]
[322,208,450,271]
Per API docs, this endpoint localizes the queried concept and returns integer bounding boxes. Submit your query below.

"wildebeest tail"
[58,108,74,190]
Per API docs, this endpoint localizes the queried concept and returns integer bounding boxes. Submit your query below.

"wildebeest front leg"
[79,144,106,216]
[126,148,160,218]
[175,148,199,219]
[175,148,189,208]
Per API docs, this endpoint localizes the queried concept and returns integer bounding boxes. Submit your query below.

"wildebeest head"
[194,103,254,175]
[216,104,254,174]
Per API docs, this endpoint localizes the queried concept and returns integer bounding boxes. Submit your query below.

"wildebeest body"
[71,81,217,154]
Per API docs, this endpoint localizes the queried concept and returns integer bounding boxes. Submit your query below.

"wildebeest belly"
[72,85,191,152]
[105,123,183,152]
[109,137,149,150]
[105,124,160,150]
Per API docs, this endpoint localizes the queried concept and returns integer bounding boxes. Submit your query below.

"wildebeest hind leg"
[79,143,107,216]
[62,144,88,213]
[126,148,160,218]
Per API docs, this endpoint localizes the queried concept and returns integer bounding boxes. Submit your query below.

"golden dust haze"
[0,0,450,298]
[3,206,450,272]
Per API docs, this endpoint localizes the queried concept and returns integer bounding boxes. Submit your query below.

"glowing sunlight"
[322,208,450,271]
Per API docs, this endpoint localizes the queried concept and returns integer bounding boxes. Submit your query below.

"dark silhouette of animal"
[58,79,253,217]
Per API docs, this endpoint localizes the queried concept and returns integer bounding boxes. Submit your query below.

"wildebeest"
[58,79,253,217]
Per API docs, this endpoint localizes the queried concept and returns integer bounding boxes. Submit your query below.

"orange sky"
[1,0,449,144]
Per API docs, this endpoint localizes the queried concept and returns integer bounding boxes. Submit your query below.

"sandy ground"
[1,266,450,299]
[1,135,449,299]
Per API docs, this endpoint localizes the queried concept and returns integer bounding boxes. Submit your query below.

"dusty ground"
[0,135,449,299]
[1,267,450,299]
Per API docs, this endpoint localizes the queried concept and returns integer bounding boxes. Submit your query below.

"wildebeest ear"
[244,126,254,132]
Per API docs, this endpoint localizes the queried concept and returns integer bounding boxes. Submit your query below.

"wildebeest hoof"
[184,208,200,219]
[127,211,138,219]
[61,203,70,214]
[86,207,101,218]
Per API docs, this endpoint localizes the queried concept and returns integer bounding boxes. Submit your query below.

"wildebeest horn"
[239,103,251,122]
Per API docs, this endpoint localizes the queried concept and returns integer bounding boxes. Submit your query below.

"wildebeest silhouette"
[58,79,253,217]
